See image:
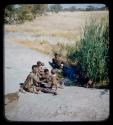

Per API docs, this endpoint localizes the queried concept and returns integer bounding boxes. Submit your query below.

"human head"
[44,69,49,74]
[37,61,44,67]
[54,53,58,56]
[54,53,61,58]
[32,65,38,72]
[51,69,57,74]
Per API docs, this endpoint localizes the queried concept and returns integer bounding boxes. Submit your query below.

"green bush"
[4,4,48,24]
[67,18,109,85]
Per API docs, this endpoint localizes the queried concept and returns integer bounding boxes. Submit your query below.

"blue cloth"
[63,65,77,80]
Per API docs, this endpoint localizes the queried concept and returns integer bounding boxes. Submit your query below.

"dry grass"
[5,11,108,41]
[7,37,64,56]
[8,38,53,55]
[5,11,109,55]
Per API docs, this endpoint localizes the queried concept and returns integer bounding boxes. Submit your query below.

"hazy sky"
[48,4,106,9]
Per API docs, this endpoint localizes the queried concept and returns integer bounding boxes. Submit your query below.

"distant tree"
[62,7,85,12]
[5,4,48,24]
[98,6,108,10]
[68,6,76,12]
[85,5,108,11]
[32,4,48,17]
[50,4,63,13]
[62,8,68,11]
[4,5,16,23]
[86,6,95,11]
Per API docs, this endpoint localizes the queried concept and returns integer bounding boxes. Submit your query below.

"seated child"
[86,79,93,88]
[37,61,45,79]
[20,65,41,94]
[50,69,63,91]
[40,69,52,88]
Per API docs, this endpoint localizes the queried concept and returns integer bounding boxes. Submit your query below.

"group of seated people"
[19,53,93,95]
[19,61,63,95]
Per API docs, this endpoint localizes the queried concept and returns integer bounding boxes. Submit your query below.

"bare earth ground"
[4,40,52,94]
[5,87,109,121]
[4,11,109,121]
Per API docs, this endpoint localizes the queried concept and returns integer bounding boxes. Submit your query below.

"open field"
[5,11,108,38]
[5,11,108,55]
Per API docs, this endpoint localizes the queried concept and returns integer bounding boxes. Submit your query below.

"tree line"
[4,4,48,24]
[48,4,108,12]
[5,4,108,24]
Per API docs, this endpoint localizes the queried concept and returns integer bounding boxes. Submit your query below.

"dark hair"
[51,69,56,74]
[54,53,58,56]
[54,52,61,57]
[44,69,49,73]
[32,65,37,70]
[37,61,44,66]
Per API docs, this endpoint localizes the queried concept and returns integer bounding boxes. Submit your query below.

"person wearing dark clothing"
[52,53,64,69]
[75,71,93,87]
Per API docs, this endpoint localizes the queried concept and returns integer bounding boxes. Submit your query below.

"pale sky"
[14,4,106,9]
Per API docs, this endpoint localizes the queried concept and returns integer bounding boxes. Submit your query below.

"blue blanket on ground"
[62,65,77,80]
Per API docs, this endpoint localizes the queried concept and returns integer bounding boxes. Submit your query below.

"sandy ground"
[4,38,52,94]
[5,87,109,121]
[4,33,109,121]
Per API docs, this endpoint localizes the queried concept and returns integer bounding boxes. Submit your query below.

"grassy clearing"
[51,31,79,40]
[7,38,69,56]
[5,26,79,41]
[5,11,108,42]
[7,37,53,55]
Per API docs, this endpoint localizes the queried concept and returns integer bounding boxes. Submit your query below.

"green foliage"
[4,5,16,23]
[86,6,96,11]
[4,4,48,24]
[67,18,109,85]
[50,4,63,13]
[32,4,48,17]
[85,5,108,11]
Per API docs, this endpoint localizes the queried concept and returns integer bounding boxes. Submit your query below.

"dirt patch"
[5,92,19,105]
